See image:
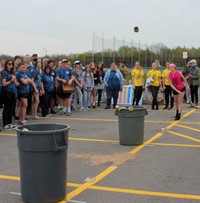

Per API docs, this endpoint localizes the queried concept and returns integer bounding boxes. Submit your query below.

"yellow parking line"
[70,137,118,143]
[175,124,200,132]
[0,133,118,143]
[129,132,163,155]
[62,108,197,200]
[152,142,200,148]
[167,130,200,143]
[89,185,200,200]
[0,174,81,188]
[46,116,172,124]
[66,166,117,200]
[181,121,200,125]
[0,132,16,137]
[46,117,117,122]
[1,174,200,201]
[0,175,20,181]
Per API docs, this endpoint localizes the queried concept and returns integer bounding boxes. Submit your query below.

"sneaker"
[32,116,41,120]
[67,112,71,116]
[186,101,190,104]
[8,124,17,128]
[92,105,96,109]
[187,103,195,107]
[163,106,168,110]
[50,109,57,114]
[168,106,174,110]
[74,108,79,111]
[59,109,66,115]
[87,106,91,109]
[194,105,199,108]
[86,107,90,110]
[104,106,110,109]
[3,125,11,130]
[79,107,84,111]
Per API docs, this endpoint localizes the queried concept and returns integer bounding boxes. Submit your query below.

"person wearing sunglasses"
[1,60,18,130]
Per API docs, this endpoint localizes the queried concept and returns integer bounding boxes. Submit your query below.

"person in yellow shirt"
[162,62,174,110]
[147,63,161,110]
[131,61,144,106]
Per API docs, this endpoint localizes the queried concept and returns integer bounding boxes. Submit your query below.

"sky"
[1,0,200,56]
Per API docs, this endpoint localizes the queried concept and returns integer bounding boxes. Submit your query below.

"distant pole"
[92,30,95,62]
[145,43,147,67]
[113,35,115,62]
[123,37,125,60]
[138,41,141,62]
[101,32,104,63]
[43,48,47,56]
[131,39,133,68]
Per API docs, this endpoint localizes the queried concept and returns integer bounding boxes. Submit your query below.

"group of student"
[131,60,200,120]
[0,54,199,130]
[0,54,106,130]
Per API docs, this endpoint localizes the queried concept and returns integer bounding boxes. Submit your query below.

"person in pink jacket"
[168,63,190,120]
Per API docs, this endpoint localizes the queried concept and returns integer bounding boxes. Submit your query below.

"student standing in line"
[147,63,162,110]
[1,60,18,129]
[187,59,200,108]
[41,65,54,117]
[162,61,174,110]
[168,63,190,120]
[131,61,144,106]
[104,63,123,109]
[56,59,75,115]
[16,63,38,125]
[31,61,43,119]
[96,62,105,107]
[72,60,84,111]
[82,65,94,110]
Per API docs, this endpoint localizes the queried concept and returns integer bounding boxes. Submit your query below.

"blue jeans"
[83,89,92,108]
[73,86,83,108]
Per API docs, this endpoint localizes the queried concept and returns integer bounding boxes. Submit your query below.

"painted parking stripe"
[66,108,198,200]
[167,130,200,143]
[175,124,200,132]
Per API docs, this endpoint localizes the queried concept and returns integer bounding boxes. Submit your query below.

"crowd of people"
[0,54,199,130]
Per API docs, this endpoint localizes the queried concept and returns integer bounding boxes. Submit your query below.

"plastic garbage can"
[16,123,70,203]
[115,107,148,146]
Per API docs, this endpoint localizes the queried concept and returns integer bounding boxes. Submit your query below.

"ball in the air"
[134,26,139,33]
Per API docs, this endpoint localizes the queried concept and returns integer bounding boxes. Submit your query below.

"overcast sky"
[1,0,200,56]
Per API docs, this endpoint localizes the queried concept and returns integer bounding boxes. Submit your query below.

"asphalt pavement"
[0,103,200,203]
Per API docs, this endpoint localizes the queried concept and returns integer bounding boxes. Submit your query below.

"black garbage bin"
[115,107,148,146]
[16,123,70,203]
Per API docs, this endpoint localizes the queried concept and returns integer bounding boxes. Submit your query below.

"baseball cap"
[169,63,176,68]
[62,59,68,63]
[74,60,81,65]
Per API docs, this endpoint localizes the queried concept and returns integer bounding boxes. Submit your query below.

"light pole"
[43,48,47,56]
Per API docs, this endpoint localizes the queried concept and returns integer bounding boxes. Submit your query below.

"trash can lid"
[16,123,70,135]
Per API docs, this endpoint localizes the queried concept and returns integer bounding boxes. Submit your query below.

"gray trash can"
[115,107,148,146]
[16,123,70,203]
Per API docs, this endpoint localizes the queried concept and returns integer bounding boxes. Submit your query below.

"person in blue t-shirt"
[24,54,34,114]
[56,59,75,116]
[104,63,123,109]
[16,63,38,125]
[31,61,43,119]
[48,60,57,114]
[41,65,55,117]
[1,60,18,129]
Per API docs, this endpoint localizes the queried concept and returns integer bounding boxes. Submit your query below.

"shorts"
[173,87,185,95]
[57,87,71,99]
[18,93,29,100]
[61,92,71,99]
